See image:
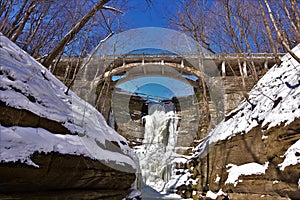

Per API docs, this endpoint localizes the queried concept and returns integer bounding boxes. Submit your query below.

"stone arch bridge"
[52,52,282,148]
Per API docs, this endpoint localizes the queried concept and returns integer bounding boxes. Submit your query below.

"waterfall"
[136,102,179,192]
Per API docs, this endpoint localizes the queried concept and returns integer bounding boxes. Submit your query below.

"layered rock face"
[0,104,136,199]
[0,153,135,199]
[0,33,137,199]
[176,45,300,199]
[179,119,299,199]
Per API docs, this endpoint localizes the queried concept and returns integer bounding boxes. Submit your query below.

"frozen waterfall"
[136,102,179,192]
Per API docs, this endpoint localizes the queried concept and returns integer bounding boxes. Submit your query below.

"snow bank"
[194,44,300,156]
[0,126,89,167]
[225,162,269,187]
[122,188,142,200]
[206,190,226,199]
[166,170,191,189]
[278,139,300,170]
[0,33,137,171]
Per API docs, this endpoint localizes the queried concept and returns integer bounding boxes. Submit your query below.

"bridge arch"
[73,27,225,147]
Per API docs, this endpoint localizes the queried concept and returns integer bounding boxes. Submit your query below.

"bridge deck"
[52,53,283,83]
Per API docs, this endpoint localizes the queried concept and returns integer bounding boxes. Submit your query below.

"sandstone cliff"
[176,45,300,199]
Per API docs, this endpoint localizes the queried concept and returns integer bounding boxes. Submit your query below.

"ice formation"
[135,102,179,192]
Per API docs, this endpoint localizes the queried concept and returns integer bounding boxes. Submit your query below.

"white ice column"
[221,61,226,77]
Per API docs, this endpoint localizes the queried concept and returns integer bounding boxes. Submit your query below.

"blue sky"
[116,76,195,99]
[121,0,177,29]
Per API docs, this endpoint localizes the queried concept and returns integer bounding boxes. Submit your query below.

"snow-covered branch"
[102,5,124,14]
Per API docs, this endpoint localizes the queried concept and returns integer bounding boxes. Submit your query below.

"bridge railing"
[92,52,284,60]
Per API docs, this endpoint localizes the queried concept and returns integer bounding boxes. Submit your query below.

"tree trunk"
[282,0,298,34]
[0,0,13,33]
[10,1,37,42]
[42,0,110,68]
[224,0,240,53]
[290,0,300,43]
[0,0,11,18]
[264,0,300,63]
[232,14,258,80]
[258,0,280,63]
[22,9,48,52]
[7,0,29,38]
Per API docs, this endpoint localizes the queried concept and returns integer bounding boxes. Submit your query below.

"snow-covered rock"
[278,139,300,170]
[0,33,137,198]
[225,162,269,187]
[187,44,300,199]
[205,190,226,200]
[0,32,137,170]
[194,44,300,155]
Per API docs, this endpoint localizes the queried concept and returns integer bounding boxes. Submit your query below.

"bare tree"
[169,0,214,52]
[0,0,125,68]
[262,0,300,63]
[10,1,38,42]
[41,0,123,67]
[0,0,14,33]
[170,0,299,56]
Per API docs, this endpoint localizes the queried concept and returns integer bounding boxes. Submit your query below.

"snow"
[166,170,191,189]
[278,139,300,170]
[0,126,89,167]
[215,174,221,183]
[225,162,269,187]
[171,157,189,164]
[206,190,226,199]
[133,102,195,198]
[0,33,137,171]
[206,191,218,199]
[142,185,185,199]
[193,44,300,158]
[261,135,268,140]
[122,188,142,200]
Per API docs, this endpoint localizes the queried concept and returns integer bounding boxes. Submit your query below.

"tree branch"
[264,0,300,64]
[42,0,111,68]
[65,31,114,95]
[102,5,124,14]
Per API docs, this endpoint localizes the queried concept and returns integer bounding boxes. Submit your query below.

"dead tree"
[263,0,300,63]
[42,0,113,68]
